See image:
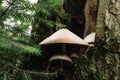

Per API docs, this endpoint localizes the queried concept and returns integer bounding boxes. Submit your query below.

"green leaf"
[23,71,32,80]
[3,72,7,80]
[22,45,41,55]
[0,39,42,55]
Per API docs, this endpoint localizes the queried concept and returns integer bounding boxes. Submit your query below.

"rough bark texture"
[104,0,120,52]
[94,0,120,80]
[95,0,110,46]
[84,0,99,37]
[96,0,120,51]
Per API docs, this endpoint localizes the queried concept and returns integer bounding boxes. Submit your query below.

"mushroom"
[70,53,79,58]
[84,32,96,47]
[70,53,79,63]
[39,29,89,73]
[39,29,89,54]
[49,54,73,63]
[39,29,89,46]
[48,54,73,72]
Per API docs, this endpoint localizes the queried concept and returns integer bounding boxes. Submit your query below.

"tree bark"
[95,0,110,46]
[84,0,99,37]
[96,0,120,49]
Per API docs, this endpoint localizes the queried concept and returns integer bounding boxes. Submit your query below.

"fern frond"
[0,39,41,55]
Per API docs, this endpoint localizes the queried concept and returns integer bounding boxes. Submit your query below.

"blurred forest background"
[0,0,120,80]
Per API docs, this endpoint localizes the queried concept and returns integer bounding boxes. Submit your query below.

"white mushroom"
[39,29,89,46]
[84,32,96,47]
[49,54,73,63]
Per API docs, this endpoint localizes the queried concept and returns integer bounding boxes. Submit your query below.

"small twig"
[2,63,57,79]
[2,63,57,75]
[2,63,19,70]
[21,70,57,76]
[0,0,16,19]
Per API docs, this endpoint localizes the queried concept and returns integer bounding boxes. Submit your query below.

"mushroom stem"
[62,44,66,53]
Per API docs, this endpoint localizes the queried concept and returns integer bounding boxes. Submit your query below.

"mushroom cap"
[39,29,89,46]
[49,54,73,63]
[84,32,96,43]
[70,53,79,58]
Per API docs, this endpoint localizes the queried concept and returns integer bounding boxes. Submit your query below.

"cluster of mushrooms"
[39,29,95,72]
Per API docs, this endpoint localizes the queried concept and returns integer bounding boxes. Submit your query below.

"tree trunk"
[95,0,110,46]
[96,0,120,50]
[84,0,99,37]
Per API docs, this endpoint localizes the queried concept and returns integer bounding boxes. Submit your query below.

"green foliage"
[34,0,68,27]
[74,24,120,80]
[0,40,11,49]
[0,0,119,80]
[104,26,120,53]
[0,0,35,21]
[0,1,43,79]
[22,45,41,55]
[47,0,64,7]
[0,69,57,80]
[74,46,120,80]
[0,0,64,79]
[32,0,68,43]
[0,39,41,55]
